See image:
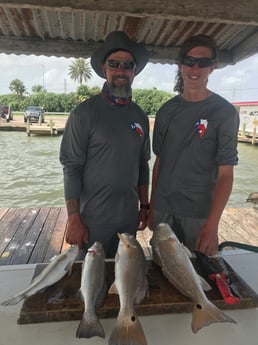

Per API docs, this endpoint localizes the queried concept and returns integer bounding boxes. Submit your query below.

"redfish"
[150,223,236,333]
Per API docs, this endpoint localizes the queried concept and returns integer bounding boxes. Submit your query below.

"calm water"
[0,131,257,208]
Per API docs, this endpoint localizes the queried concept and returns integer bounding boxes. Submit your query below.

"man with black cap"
[60,31,150,258]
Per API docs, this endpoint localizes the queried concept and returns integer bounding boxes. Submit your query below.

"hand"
[138,209,148,230]
[66,213,88,249]
[195,223,218,256]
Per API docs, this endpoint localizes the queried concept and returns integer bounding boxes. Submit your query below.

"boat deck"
[0,207,258,265]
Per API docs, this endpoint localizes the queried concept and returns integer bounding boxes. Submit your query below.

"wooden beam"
[0,36,234,66]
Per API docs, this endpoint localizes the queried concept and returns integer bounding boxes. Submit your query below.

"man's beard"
[108,75,132,98]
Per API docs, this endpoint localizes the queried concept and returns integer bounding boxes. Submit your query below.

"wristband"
[140,203,150,210]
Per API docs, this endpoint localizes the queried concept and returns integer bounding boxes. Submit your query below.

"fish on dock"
[108,233,149,345]
[150,223,237,333]
[1,245,79,306]
[76,241,107,339]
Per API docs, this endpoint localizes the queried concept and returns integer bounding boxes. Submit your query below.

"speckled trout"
[108,233,149,345]
[150,223,237,333]
[1,245,79,306]
[76,241,107,339]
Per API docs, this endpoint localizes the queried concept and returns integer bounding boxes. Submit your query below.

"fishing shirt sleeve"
[59,102,90,200]
[138,113,151,186]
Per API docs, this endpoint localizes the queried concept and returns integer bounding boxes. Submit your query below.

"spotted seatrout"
[76,241,107,338]
[150,223,237,333]
[108,233,149,345]
[1,245,79,306]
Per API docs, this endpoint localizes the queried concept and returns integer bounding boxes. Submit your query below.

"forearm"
[66,199,80,216]
[138,184,149,205]
[205,165,234,228]
[149,157,160,208]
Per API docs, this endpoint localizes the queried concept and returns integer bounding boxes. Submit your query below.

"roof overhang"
[0,0,258,67]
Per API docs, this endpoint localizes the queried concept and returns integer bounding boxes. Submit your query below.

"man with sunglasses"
[149,34,239,256]
[60,31,150,258]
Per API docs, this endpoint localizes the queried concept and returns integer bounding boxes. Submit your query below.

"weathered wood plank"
[0,207,8,219]
[29,208,61,264]
[10,208,51,265]
[218,208,258,246]
[0,207,257,266]
[44,207,68,262]
[0,208,36,263]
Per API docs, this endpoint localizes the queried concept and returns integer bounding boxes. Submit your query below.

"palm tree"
[68,58,93,85]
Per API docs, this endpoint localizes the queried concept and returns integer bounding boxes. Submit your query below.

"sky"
[0,52,258,103]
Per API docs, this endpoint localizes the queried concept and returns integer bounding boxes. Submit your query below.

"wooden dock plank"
[10,208,51,265]
[0,207,257,266]
[44,207,68,262]
[28,208,60,264]
[0,208,35,263]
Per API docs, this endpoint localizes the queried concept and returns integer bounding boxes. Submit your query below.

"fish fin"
[191,300,237,333]
[135,277,149,304]
[108,311,147,345]
[199,275,212,291]
[1,293,24,306]
[181,244,192,258]
[76,311,105,338]
[108,282,118,295]
[65,262,74,276]
[75,289,84,301]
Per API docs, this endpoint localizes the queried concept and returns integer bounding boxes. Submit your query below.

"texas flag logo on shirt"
[194,119,208,138]
[131,122,144,137]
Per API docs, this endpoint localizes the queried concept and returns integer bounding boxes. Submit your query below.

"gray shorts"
[78,220,138,259]
[153,210,206,252]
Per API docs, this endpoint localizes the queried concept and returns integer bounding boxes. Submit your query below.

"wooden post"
[242,123,246,137]
[50,119,54,135]
[26,122,31,136]
[252,118,258,144]
[252,127,257,145]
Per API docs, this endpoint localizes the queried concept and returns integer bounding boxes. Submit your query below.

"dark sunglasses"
[106,59,135,70]
[181,56,215,68]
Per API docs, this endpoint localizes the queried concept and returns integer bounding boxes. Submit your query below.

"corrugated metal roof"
[0,1,257,67]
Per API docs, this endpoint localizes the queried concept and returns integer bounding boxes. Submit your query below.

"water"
[0,131,257,208]
[0,132,64,207]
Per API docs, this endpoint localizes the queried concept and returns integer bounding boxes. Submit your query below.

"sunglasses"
[106,59,135,70]
[181,56,215,68]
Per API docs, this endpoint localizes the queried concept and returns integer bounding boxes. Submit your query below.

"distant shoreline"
[0,115,156,132]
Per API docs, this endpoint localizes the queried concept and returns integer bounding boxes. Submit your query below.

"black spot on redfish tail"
[108,313,147,345]
[192,301,237,333]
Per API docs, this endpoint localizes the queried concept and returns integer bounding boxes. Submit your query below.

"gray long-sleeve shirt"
[60,93,150,226]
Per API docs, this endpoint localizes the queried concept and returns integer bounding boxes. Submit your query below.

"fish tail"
[192,300,237,333]
[1,294,24,306]
[108,311,147,345]
[76,311,105,339]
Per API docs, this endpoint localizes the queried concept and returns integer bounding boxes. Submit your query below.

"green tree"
[68,58,93,85]
[31,84,47,93]
[133,88,173,115]
[9,79,26,98]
